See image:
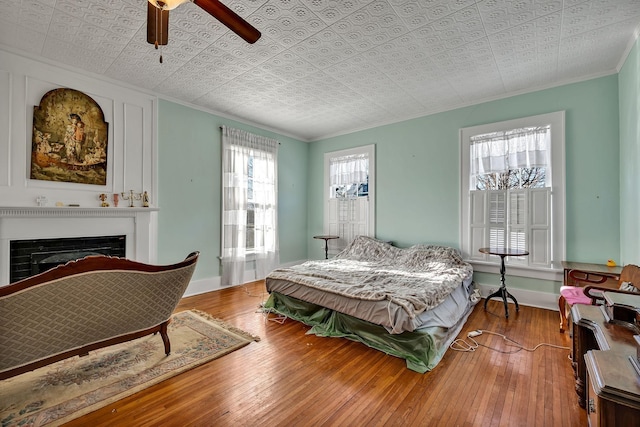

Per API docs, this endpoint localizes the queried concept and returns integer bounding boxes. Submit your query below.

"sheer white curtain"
[330,153,368,186]
[221,126,279,287]
[470,125,550,177]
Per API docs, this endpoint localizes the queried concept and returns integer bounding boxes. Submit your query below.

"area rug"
[0,309,259,427]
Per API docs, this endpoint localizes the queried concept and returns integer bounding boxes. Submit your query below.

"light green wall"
[619,38,640,265]
[157,100,308,280]
[157,73,626,294]
[308,76,621,293]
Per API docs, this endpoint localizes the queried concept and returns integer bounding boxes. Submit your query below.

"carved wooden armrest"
[584,286,638,304]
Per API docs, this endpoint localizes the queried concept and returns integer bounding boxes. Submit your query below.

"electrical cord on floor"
[242,284,266,299]
[450,329,570,354]
[264,308,288,324]
[257,303,288,324]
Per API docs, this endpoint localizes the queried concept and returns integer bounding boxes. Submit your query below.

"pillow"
[619,281,639,293]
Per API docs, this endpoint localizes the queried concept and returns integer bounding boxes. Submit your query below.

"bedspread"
[266,236,472,320]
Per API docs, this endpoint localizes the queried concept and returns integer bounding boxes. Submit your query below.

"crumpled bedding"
[266,236,473,320]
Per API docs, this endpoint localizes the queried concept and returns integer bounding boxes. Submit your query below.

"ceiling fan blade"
[147,2,169,46]
[193,0,261,44]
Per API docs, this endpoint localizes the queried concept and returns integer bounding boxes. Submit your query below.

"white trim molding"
[475,281,559,312]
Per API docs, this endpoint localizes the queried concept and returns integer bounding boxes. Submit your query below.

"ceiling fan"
[147,0,261,62]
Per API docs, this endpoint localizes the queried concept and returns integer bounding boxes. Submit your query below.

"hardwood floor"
[67,281,587,426]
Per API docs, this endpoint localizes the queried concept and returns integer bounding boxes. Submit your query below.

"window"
[329,152,369,199]
[460,112,565,277]
[221,126,278,286]
[323,145,375,255]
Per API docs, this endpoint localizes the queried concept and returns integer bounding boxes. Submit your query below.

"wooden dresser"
[571,305,636,406]
[585,350,640,427]
[571,300,640,426]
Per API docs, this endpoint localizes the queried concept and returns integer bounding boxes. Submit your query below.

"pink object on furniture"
[560,286,592,306]
[558,265,640,332]
[558,286,592,333]
[558,270,610,333]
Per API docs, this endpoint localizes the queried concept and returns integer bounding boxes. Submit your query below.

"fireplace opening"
[30,248,114,276]
[10,235,126,283]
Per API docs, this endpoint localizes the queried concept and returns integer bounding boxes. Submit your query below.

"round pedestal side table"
[313,235,339,259]
[479,247,529,318]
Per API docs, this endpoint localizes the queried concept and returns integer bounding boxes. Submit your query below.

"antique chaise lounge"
[0,252,199,380]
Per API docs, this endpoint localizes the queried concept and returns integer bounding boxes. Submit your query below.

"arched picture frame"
[30,88,109,185]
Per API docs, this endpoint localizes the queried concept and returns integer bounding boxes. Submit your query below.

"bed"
[264,236,477,373]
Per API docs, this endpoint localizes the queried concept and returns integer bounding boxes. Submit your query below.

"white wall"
[0,49,160,285]
[0,49,157,207]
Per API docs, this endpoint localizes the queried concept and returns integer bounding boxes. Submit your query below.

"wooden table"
[479,247,529,318]
[561,261,622,287]
[313,235,339,259]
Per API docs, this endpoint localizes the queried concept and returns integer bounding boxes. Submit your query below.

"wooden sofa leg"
[160,321,171,355]
[559,295,566,333]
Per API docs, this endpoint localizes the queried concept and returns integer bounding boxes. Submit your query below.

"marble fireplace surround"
[0,206,158,286]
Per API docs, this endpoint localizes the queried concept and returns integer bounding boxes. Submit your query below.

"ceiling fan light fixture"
[148,0,189,11]
[146,0,260,55]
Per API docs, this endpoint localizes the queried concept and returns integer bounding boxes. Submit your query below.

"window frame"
[460,111,565,281]
[323,144,376,251]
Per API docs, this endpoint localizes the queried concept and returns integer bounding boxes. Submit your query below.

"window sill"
[468,260,563,282]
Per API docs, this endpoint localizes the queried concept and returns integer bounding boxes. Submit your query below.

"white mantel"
[0,206,158,217]
[0,206,158,286]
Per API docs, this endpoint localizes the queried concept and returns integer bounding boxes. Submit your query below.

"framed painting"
[30,88,109,186]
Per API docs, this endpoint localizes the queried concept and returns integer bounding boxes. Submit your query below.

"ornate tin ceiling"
[1,0,639,141]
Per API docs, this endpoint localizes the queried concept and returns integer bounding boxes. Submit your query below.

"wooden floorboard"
[64,281,587,426]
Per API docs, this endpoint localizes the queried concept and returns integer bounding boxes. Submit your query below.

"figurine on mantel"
[142,191,150,207]
[99,193,109,207]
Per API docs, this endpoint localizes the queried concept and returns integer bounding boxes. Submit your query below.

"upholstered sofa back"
[0,252,198,378]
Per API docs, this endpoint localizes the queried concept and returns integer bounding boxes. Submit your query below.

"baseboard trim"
[183,259,307,297]
[475,281,559,312]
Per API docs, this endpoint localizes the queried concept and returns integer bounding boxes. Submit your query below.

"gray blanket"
[267,236,473,319]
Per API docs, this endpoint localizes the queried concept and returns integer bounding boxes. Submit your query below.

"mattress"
[264,237,477,371]
[266,275,475,334]
[265,236,474,334]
